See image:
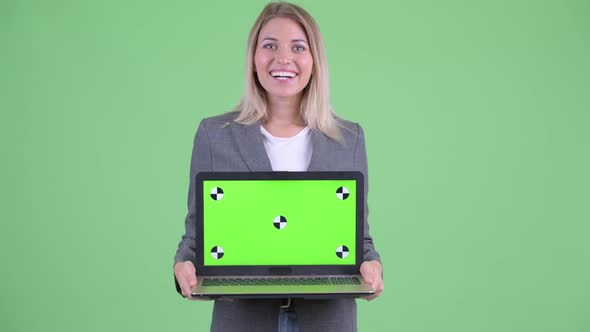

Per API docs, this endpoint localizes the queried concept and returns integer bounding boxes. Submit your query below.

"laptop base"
[191,274,375,299]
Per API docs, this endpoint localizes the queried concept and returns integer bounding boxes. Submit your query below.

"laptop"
[191,171,375,299]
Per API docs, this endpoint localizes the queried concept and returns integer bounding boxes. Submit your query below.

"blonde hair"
[234,1,342,141]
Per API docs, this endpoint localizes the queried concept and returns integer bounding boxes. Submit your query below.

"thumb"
[363,271,378,289]
[371,279,379,290]
[363,273,374,284]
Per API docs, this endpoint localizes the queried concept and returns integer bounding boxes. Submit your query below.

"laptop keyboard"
[203,277,361,286]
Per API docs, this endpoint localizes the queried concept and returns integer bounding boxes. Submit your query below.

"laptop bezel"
[194,171,364,276]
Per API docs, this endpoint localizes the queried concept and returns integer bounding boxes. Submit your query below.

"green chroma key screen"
[203,179,357,266]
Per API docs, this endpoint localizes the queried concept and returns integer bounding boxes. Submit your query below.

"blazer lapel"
[230,122,334,172]
[230,121,273,171]
[307,129,330,171]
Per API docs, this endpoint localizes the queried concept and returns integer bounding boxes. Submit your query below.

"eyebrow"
[260,37,309,44]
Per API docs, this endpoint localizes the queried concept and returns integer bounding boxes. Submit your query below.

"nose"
[274,47,293,64]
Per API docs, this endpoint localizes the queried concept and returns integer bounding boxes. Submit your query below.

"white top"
[260,125,313,171]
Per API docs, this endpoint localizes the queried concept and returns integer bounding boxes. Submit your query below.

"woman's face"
[254,17,313,104]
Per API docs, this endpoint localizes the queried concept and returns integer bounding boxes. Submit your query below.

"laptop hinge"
[269,267,293,275]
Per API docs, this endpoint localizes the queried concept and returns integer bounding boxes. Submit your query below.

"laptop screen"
[202,178,357,266]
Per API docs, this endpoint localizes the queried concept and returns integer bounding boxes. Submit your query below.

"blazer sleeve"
[173,120,213,295]
[353,124,382,264]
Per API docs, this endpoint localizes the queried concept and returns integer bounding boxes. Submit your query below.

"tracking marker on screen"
[211,246,224,259]
[336,186,349,200]
[210,187,224,200]
[336,245,350,259]
[273,215,287,229]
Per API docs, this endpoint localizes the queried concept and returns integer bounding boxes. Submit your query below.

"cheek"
[253,54,261,73]
[254,53,268,73]
[301,54,313,71]
[253,59,267,86]
[253,61,260,74]
[301,57,314,77]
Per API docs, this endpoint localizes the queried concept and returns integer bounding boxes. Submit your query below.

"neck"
[266,95,304,126]
[262,95,307,137]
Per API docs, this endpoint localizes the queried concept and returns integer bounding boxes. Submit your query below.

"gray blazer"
[174,112,381,332]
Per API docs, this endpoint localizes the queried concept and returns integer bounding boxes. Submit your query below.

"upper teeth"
[271,71,296,78]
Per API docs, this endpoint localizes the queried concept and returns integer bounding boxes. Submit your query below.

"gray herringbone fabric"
[174,112,380,332]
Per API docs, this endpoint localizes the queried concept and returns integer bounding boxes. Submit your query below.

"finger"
[179,280,191,298]
[372,282,384,298]
[184,285,193,299]
[189,276,197,287]
[362,272,376,286]
[372,277,382,291]
[178,276,194,299]
[366,274,376,286]
[187,273,199,299]
[370,278,381,293]
[187,281,196,299]
[365,280,383,301]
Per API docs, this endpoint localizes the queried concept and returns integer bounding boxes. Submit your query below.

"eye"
[262,43,277,50]
[293,45,306,52]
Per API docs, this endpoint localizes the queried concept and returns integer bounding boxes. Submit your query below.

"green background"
[2,0,589,331]
[203,180,356,266]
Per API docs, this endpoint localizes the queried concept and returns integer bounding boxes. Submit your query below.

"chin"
[266,89,304,99]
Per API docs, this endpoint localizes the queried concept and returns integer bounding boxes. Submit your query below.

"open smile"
[269,70,299,81]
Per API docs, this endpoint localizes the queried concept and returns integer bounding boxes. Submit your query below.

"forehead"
[258,17,308,41]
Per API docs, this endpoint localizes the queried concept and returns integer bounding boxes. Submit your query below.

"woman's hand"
[174,261,203,300]
[360,260,384,301]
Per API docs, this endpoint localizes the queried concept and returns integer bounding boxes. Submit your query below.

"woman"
[174,2,383,331]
